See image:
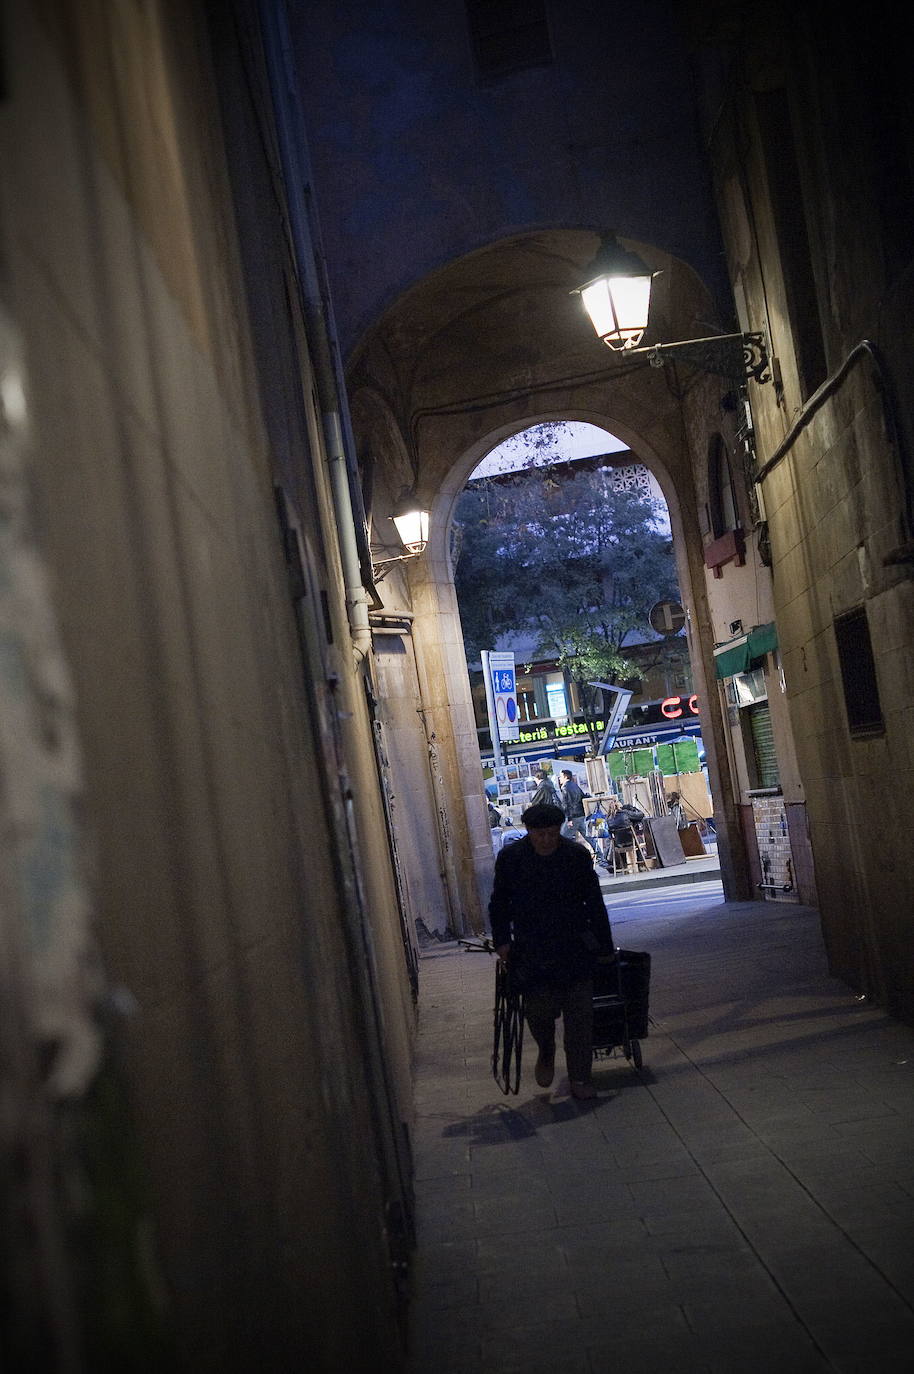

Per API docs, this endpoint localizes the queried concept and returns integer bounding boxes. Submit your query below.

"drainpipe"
[323,409,373,665]
[258,7,372,665]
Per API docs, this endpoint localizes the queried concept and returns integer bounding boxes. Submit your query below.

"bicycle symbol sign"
[486,650,520,742]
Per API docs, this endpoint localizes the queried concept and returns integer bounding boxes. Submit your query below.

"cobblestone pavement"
[406,892,914,1374]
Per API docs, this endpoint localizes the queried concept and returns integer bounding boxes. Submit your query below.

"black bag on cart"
[592,949,651,1046]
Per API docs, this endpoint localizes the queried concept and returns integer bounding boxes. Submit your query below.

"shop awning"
[713,636,749,679]
[714,622,778,679]
[748,621,778,659]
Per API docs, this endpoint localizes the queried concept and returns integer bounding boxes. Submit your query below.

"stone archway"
[349,229,749,938]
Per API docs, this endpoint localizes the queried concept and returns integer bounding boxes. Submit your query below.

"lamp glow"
[576,236,655,350]
[576,235,771,383]
[391,503,429,555]
[581,273,652,350]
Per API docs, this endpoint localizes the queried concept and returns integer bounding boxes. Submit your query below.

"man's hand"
[495,943,511,964]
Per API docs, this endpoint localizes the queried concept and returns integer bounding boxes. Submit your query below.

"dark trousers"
[524,977,594,1084]
[562,817,597,853]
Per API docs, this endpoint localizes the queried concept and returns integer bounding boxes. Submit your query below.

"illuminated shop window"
[545,678,568,721]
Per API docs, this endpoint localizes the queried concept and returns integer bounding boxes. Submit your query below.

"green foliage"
[453,461,679,751]
[454,463,677,658]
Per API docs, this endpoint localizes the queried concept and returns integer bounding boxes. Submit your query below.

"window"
[466,0,553,81]
[726,666,767,707]
[834,606,884,736]
[545,678,568,722]
[708,434,738,537]
[515,672,537,722]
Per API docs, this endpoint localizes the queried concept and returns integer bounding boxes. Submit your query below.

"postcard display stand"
[493,758,538,820]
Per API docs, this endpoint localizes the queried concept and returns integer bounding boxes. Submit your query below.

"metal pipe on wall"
[257,4,372,665]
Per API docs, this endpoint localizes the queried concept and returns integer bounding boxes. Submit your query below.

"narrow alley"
[408,885,914,1373]
[4,5,914,1369]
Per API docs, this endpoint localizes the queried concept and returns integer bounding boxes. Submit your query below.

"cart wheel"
[631,1038,643,1070]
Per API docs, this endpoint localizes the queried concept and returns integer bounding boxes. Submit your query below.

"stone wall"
[688,3,914,1018]
[0,2,414,1366]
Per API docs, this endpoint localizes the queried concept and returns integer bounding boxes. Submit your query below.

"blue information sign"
[487,650,520,741]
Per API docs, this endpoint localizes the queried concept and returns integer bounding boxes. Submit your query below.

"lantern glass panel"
[392,507,429,553]
[582,274,651,349]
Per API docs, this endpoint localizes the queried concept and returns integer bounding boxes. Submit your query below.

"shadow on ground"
[440,1071,653,1146]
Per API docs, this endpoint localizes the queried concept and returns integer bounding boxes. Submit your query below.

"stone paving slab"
[406,896,914,1372]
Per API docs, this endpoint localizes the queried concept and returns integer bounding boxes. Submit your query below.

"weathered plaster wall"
[1,2,412,1366]
[765,375,914,1000]
[372,630,455,939]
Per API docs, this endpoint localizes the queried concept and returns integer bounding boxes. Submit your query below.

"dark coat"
[606,804,645,846]
[561,776,586,820]
[530,777,562,809]
[488,836,613,984]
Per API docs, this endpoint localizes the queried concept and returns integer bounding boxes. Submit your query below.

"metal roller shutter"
[748,702,779,788]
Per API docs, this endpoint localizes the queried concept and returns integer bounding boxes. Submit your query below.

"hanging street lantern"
[576,236,656,351]
[371,491,431,583]
[574,234,771,383]
[391,497,430,554]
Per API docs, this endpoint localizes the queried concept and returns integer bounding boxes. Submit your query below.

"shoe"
[534,1050,555,1088]
[570,1081,597,1100]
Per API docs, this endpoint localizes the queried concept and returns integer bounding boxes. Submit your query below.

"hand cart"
[591,948,651,1070]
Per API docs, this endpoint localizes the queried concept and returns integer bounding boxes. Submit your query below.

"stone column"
[407,538,491,938]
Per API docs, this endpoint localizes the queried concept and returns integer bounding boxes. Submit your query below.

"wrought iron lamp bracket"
[371,552,416,584]
[640,331,770,384]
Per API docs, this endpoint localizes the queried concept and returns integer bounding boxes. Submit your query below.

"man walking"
[530,768,562,809]
[489,802,614,1100]
[560,768,597,855]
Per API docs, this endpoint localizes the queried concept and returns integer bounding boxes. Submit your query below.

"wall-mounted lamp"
[371,492,430,582]
[574,236,771,384]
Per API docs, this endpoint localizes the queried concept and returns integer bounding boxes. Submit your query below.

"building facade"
[1,3,416,1367]
[685,0,914,1011]
[299,0,914,1021]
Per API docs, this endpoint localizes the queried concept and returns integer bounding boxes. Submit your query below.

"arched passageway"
[450,420,702,813]
[349,229,751,941]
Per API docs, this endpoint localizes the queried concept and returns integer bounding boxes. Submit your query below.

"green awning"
[714,638,750,680]
[714,622,778,680]
[747,621,778,659]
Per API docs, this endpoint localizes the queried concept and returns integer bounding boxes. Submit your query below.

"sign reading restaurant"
[512,719,602,744]
[479,694,702,760]
[507,715,701,748]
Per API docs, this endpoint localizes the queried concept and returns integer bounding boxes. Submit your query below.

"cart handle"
[458,936,495,955]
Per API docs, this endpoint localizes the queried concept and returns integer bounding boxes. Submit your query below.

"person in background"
[604,796,646,847]
[489,802,614,1100]
[530,767,562,809]
[560,768,597,855]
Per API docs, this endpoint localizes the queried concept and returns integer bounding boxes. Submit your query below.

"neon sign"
[661,694,700,719]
